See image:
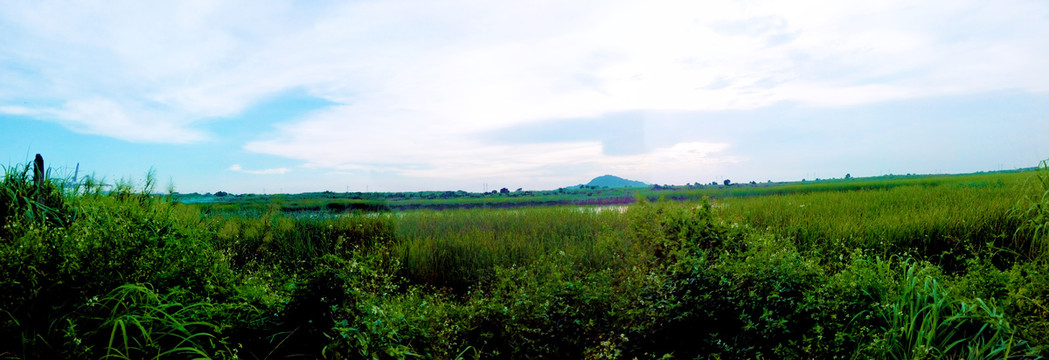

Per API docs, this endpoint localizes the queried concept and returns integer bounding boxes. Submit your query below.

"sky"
[1,0,1048,194]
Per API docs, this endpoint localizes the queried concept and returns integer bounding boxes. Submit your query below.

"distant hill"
[567,175,648,189]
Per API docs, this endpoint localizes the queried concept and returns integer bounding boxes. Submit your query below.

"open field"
[2,163,1049,359]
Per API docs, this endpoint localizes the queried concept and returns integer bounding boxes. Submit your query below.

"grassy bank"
[2,162,1048,359]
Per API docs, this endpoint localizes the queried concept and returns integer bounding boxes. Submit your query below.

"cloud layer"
[227,164,290,175]
[2,0,1047,187]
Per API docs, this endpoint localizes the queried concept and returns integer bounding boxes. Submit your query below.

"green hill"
[582,175,648,188]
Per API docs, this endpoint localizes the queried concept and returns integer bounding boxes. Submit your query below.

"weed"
[1013,159,1049,257]
[84,284,229,360]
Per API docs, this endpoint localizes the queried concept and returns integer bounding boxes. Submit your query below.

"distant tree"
[516,188,522,192]
[499,188,509,194]
[845,173,852,180]
[723,179,731,186]
[215,191,229,197]
[750,181,757,185]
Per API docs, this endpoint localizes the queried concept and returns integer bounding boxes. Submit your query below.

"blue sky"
[2,1,1048,194]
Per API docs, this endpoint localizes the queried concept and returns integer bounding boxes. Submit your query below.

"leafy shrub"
[650,231,825,359]
[984,258,1049,353]
[460,256,667,359]
[329,287,471,359]
[0,171,236,359]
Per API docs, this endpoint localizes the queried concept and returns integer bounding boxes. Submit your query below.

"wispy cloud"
[0,106,39,115]
[227,164,290,175]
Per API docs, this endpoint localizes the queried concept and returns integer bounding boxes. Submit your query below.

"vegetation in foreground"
[2,159,1049,359]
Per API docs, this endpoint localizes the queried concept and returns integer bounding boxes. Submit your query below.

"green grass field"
[2,161,1049,359]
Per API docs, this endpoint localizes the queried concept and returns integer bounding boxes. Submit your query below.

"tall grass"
[716,172,1027,265]
[88,284,227,360]
[209,205,394,272]
[392,207,637,289]
[0,161,72,233]
[1013,160,1049,257]
[871,258,1030,359]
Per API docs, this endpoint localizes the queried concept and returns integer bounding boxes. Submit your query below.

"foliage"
[2,160,1049,359]
[394,207,633,290]
[1013,159,1049,257]
[869,258,1034,359]
[84,284,229,360]
[0,161,73,238]
[717,174,1024,268]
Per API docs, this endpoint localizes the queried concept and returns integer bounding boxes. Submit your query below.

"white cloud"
[0,106,38,115]
[54,98,207,143]
[227,164,290,175]
[245,104,739,184]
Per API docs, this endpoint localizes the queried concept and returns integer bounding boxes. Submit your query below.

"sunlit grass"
[717,172,1030,262]
[392,207,638,289]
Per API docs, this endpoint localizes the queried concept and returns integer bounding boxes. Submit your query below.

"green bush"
[0,168,237,359]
